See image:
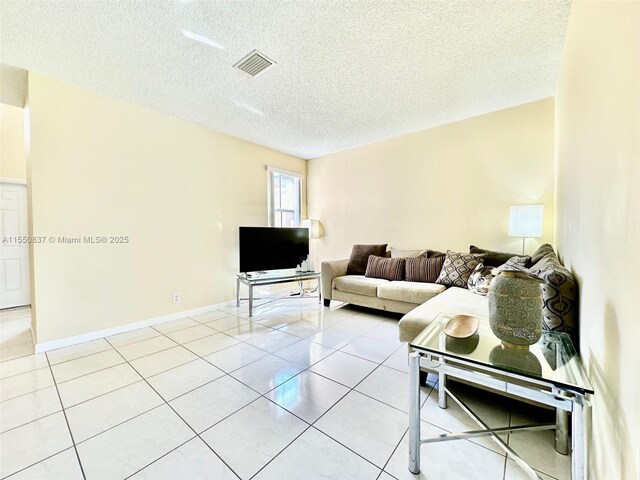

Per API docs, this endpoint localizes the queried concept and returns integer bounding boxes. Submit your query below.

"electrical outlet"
[172,293,180,304]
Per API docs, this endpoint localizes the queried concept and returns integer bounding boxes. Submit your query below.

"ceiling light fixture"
[181,29,224,49]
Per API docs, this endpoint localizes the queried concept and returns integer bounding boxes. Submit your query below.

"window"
[268,167,302,227]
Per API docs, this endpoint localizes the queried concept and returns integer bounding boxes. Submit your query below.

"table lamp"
[508,205,544,254]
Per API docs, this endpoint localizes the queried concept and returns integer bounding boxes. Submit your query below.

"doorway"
[0,181,31,309]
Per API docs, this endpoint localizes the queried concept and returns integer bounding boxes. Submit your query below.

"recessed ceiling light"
[233,100,265,116]
[181,29,224,49]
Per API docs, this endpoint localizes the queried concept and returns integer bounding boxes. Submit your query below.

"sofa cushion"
[398,287,489,342]
[377,281,446,304]
[470,245,531,267]
[405,256,445,283]
[390,247,427,258]
[436,251,486,288]
[365,255,405,281]
[346,244,388,275]
[333,275,389,297]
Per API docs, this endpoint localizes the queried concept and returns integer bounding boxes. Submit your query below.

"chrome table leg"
[572,397,587,480]
[408,352,421,474]
[555,408,570,454]
[438,358,447,409]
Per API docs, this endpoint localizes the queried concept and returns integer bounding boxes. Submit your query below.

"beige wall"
[28,73,305,344]
[0,103,27,180]
[555,2,639,479]
[308,98,555,264]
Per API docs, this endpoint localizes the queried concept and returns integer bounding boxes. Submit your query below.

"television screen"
[239,227,309,273]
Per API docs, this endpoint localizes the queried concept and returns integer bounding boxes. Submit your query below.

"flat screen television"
[239,226,309,273]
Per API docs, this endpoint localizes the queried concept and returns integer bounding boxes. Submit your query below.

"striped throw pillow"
[364,255,405,281]
[405,256,446,283]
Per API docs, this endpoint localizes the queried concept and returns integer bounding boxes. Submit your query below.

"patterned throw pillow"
[364,255,405,281]
[467,263,494,295]
[529,253,579,344]
[436,251,486,288]
[405,256,446,283]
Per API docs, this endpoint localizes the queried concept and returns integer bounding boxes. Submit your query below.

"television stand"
[236,270,322,317]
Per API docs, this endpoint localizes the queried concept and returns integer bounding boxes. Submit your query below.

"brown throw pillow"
[436,251,487,288]
[405,256,446,283]
[347,244,387,275]
[469,245,530,268]
[364,255,405,281]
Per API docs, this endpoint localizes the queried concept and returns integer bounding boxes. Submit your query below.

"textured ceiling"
[0,1,570,159]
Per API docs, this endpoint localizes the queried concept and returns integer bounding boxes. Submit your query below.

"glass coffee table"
[408,313,593,480]
[236,270,322,316]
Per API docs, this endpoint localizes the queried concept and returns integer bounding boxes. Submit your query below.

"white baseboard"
[34,301,229,353]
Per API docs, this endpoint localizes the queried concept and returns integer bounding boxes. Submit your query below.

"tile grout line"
[43,352,88,480]
[14,303,353,376]
[502,407,513,480]
[121,436,201,480]
[245,425,315,480]
[0,407,63,437]
[9,313,401,421]
[31,306,239,368]
[0,305,360,465]
[147,313,394,477]
[8,304,512,479]
[39,324,248,389]
[0,381,56,404]
[244,329,401,479]
[255,340,413,475]
[102,336,246,480]
[1,446,78,479]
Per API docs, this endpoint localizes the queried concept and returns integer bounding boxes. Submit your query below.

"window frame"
[267,166,303,228]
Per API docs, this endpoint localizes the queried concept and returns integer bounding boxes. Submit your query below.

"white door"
[0,183,31,309]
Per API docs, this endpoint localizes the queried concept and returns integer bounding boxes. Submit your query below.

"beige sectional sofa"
[322,259,485,342]
[322,244,578,346]
[321,259,447,315]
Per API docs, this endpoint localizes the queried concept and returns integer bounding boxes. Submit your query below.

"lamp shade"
[301,219,321,238]
[508,205,544,238]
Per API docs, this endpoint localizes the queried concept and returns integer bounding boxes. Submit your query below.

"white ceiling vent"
[234,50,275,77]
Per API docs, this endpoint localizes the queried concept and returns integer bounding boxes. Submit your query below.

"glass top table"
[407,312,593,480]
[236,270,322,317]
[410,313,593,395]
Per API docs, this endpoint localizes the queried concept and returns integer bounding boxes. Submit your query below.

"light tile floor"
[0,298,570,479]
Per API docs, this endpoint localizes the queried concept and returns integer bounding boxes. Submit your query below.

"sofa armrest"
[321,259,349,300]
